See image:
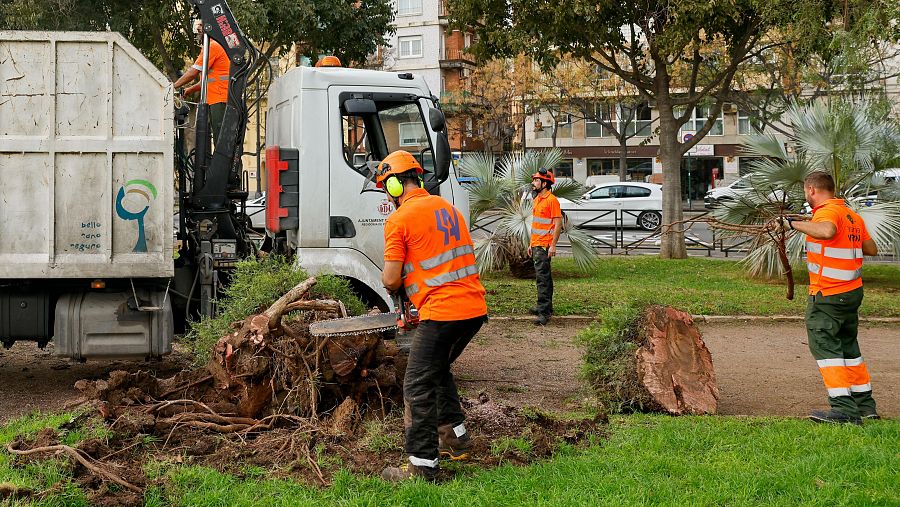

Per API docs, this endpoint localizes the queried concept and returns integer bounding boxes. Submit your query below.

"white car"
[243,192,267,230]
[559,182,663,231]
[704,175,753,208]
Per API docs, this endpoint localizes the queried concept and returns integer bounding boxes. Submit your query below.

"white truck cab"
[265,66,468,310]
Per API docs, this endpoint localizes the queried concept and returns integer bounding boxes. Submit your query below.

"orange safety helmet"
[315,55,342,67]
[532,167,555,186]
[375,150,425,189]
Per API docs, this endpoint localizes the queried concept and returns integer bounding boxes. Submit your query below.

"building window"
[397,0,422,16]
[398,36,423,58]
[588,159,616,175]
[679,105,724,136]
[738,110,762,135]
[585,106,615,138]
[556,113,573,138]
[620,102,652,137]
[399,122,427,146]
[554,159,574,178]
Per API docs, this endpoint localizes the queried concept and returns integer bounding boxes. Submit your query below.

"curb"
[489,315,900,324]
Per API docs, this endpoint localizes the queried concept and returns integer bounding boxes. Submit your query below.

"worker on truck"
[529,168,562,326]
[775,171,879,424]
[172,20,230,147]
[375,150,488,482]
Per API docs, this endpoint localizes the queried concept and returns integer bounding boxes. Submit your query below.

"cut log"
[635,306,719,415]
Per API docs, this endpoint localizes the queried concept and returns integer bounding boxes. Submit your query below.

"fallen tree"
[578,304,719,415]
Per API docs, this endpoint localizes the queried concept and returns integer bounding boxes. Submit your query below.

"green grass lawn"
[5,412,896,506]
[483,256,900,317]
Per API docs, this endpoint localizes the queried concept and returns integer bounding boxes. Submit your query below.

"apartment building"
[383,0,481,151]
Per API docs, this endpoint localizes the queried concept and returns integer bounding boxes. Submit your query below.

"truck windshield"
[342,100,435,178]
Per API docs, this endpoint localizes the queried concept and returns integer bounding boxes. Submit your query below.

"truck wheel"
[638,211,662,231]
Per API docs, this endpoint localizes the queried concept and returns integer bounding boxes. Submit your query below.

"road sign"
[683,132,695,142]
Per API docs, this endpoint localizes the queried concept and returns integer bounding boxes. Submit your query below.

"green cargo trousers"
[805,286,876,417]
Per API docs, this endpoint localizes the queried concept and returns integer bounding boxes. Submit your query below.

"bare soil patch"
[700,322,900,417]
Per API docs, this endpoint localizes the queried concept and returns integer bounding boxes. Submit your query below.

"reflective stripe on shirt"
[806,242,822,254]
[533,216,553,225]
[531,228,552,236]
[424,264,479,287]
[420,245,475,270]
[808,262,821,274]
[821,266,861,281]
[823,246,864,260]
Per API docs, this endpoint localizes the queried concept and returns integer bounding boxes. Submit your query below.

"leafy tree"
[459,148,598,277]
[448,0,895,258]
[0,0,394,79]
[713,99,900,278]
[726,3,900,136]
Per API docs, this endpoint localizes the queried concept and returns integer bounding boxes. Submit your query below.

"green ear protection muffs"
[386,175,404,198]
[385,175,424,198]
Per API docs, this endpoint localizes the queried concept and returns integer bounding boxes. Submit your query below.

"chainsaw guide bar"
[308,313,399,337]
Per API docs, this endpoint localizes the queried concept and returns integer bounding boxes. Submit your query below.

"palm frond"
[854,200,900,254]
[740,133,788,160]
[552,178,587,201]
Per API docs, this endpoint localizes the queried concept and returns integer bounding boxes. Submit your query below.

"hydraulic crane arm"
[189,0,260,210]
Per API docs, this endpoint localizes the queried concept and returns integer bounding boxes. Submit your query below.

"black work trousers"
[532,246,553,316]
[404,315,486,462]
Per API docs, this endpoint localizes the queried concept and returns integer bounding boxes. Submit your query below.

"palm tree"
[459,148,598,277]
[712,99,900,279]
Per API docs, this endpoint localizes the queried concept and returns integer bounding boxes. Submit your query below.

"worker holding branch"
[375,151,488,481]
[774,171,879,425]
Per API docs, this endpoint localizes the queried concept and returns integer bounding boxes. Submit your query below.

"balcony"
[438,0,448,18]
[440,48,475,69]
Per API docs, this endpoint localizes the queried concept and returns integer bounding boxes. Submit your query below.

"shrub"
[184,256,365,364]
[575,302,653,414]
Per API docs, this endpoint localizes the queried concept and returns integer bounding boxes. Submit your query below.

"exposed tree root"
[6,442,142,493]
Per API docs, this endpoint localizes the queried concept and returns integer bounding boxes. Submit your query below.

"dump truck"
[0,0,462,360]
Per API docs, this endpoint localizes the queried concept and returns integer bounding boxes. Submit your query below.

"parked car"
[558,182,663,231]
[704,175,753,208]
[243,192,266,230]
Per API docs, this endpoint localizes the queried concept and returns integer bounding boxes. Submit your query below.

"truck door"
[327,88,444,267]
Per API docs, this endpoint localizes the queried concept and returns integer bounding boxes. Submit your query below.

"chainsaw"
[308,290,419,338]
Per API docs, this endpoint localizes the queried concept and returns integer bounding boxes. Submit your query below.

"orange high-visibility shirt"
[806,198,870,296]
[384,188,487,321]
[191,40,230,105]
[530,191,561,248]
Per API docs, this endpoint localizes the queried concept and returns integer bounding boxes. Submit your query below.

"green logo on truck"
[115,179,157,253]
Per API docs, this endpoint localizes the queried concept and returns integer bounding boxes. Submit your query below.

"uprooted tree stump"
[636,306,719,415]
[583,304,718,415]
[65,276,407,492]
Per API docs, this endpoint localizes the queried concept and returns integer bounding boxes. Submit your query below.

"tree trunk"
[635,306,719,415]
[618,136,628,182]
[654,68,687,259]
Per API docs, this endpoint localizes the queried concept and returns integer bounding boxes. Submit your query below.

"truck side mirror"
[429,108,446,132]
[343,98,377,114]
[434,131,450,183]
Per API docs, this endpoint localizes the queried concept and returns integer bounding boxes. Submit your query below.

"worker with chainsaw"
[529,168,562,325]
[774,171,879,424]
[173,19,230,147]
[375,150,488,482]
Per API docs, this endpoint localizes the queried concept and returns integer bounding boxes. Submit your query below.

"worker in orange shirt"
[375,151,488,482]
[173,20,231,148]
[529,168,562,325]
[774,171,879,424]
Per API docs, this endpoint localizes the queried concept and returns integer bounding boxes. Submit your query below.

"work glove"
[769,216,793,234]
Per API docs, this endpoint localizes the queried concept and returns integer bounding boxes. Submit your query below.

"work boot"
[438,423,472,461]
[809,409,862,426]
[533,314,550,326]
[860,410,881,421]
[380,462,438,482]
[529,307,553,316]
